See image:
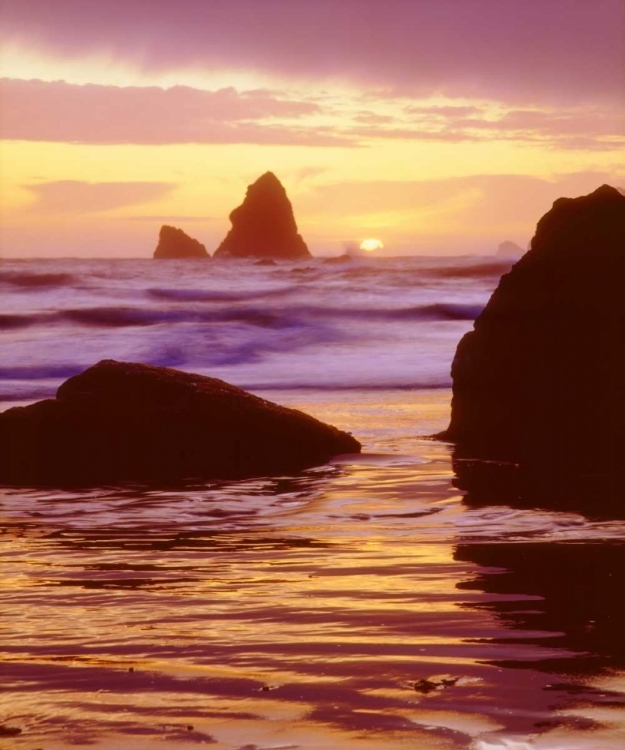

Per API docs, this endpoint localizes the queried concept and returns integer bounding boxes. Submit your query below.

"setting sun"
[360,238,384,252]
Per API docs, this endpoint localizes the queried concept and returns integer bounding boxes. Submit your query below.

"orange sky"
[1,0,623,257]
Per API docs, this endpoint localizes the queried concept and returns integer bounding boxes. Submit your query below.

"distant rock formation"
[214,172,310,259]
[154,225,208,259]
[0,360,360,485]
[440,184,625,466]
[496,240,524,257]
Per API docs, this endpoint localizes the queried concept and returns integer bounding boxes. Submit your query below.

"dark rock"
[0,360,360,486]
[413,675,460,694]
[440,185,625,466]
[214,172,310,259]
[254,258,277,266]
[0,725,22,737]
[413,679,438,694]
[153,225,208,259]
[496,240,524,257]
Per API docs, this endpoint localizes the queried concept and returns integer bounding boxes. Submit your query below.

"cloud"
[353,112,397,125]
[121,215,214,222]
[300,171,625,230]
[290,166,330,184]
[2,0,623,106]
[23,180,177,213]
[348,104,625,151]
[346,125,482,143]
[0,78,354,146]
[404,105,484,118]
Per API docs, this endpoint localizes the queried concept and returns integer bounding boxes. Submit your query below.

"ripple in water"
[1,391,625,748]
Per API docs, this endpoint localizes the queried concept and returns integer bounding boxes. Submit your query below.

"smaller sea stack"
[441,184,625,466]
[496,240,524,257]
[214,172,310,259]
[154,225,208,259]
[0,360,360,485]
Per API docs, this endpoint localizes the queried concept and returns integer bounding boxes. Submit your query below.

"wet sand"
[1,389,625,749]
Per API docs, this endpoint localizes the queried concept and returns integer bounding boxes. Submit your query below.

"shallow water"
[2,390,625,749]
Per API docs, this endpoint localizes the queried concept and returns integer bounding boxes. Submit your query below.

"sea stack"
[214,172,310,259]
[0,360,360,485]
[441,184,625,465]
[154,225,209,259]
[496,240,524,257]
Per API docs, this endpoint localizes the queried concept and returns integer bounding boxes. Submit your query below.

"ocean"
[1,255,624,749]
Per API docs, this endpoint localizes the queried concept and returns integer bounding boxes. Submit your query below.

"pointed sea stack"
[0,360,360,485]
[441,185,625,466]
[154,225,208,258]
[214,172,310,259]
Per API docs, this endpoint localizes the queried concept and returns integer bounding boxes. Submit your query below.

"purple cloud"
[0,79,355,146]
[350,104,625,151]
[23,180,177,213]
[2,0,623,105]
[405,105,484,118]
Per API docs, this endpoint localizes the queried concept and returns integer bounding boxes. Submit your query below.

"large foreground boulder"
[154,225,208,258]
[214,172,310,259]
[440,184,625,465]
[0,361,360,485]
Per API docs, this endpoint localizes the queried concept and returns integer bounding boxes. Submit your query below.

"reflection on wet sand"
[454,449,625,670]
[452,448,625,520]
[2,392,625,748]
[453,455,625,747]
[456,540,625,674]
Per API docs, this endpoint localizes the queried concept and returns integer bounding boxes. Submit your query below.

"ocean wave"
[0,386,58,403]
[59,306,297,328]
[0,364,83,381]
[0,271,75,288]
[52,301,482,329]
[380,303,483,321]
[147,286,295,303]
[290,302,483,322]
[62,307,183,327]
[420,259,514,279]
[0,257,486,401]
[0,314,37,330]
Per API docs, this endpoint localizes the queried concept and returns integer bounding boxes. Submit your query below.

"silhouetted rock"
[254,258,277,266]
[153,225,208,259]
[440,185,625,466]
[496,240,524,257]
[0,360,360,485]
[214,172,310,259]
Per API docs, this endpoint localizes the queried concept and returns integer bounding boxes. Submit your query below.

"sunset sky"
[1,0,623,257]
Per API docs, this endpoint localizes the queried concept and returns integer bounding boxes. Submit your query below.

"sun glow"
[360,238,384,252]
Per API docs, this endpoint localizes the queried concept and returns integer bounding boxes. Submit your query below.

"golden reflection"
[2,390,625,748]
